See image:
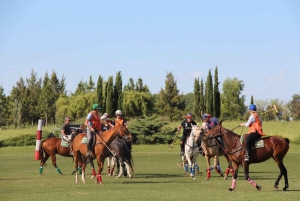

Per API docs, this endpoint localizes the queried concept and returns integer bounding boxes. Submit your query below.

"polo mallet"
[261,105,278,115]
[169,131,180,148]
[176,147,201,167]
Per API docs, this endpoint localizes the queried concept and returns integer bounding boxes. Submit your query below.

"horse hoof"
[256,186,262,191]
[282,185,289,191]
[206,178,209,180]
[220,173,224,177]
[224,176,228,180]
[274,186,279,191]
[228,188,234,191]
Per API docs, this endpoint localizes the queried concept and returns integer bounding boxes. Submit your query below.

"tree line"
[0,67,299,128]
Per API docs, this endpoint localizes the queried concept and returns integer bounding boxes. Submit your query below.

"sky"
[0,0,299,103]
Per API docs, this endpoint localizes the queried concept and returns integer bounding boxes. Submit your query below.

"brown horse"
[200,129,233,180]
[72,124,129,184]
[206,121,289,191]
[39,131,79,175]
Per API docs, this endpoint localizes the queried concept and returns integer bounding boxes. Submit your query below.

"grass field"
[1,144,300,201]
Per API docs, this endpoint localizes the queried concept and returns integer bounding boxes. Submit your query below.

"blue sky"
[0,0,299,103]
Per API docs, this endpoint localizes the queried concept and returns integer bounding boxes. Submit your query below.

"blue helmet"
[249,104,257,111]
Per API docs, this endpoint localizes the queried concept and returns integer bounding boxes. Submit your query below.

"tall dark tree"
[86,75,95,92]
[106,76,114,116]
[114,71,123,111]
[205,70,213,115]
[250,95,254,104]
[287,94,300,120]
[26,69,42,126]
[221,77,245,120]
[96,75,103,108]
[193,78,201,121]
[158,72,184,121]
[10,77,27,127]
[102,81,107,113]
[213,66,221,118]
[199,78,205,116]
[124,78,135,91]
[38,72,55,126]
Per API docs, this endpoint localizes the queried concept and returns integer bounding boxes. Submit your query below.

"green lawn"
[0,145,299,201]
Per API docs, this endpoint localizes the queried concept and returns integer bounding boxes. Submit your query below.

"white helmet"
[100,115,108,120]
[115,110,123,116]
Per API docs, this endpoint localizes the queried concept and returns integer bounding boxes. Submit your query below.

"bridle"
[204,125,244,161]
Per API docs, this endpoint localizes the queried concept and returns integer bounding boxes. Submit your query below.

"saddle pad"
[240,135,264,148]
[61,140,69,147]
[254,139,264,148]
[81,137,88,144]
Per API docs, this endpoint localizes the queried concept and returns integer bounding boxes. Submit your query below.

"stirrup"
[180,152,184,156]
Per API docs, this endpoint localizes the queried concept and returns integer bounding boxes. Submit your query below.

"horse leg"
[205,155,211,180]
[224,155,233,180]
[213,156,223,177]
[50,154,63,175]
[81,157,87,184]
[228,163,240,191]
[107,157,111,176]
[90,158,96,179]
[243,162,262,191]
[274,160,289,191]
[124,162,133,178]
[74,153,79,183]
[116,160,124,178]
[111,157,116,176]
[96,157,104,184]
[39,152,50,175]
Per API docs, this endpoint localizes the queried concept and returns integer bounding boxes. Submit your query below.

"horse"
[183,125,201,179]
[105,136,133,178]
[205,121,290,191]
[39,131,79,175]
[200,129,233,180]
[72,124,130,184]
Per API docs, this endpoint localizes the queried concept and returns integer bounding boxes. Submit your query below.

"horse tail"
[284,138,290,144]
[39,140,45,161]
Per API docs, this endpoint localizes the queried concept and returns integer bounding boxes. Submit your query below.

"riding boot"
[180,143,184,156]
[244,150,250,161]
[86,141,91,157]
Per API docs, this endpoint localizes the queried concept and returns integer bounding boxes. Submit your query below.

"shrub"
[0,134,36,147]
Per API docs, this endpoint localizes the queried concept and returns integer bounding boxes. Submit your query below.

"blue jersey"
[208,117,219,129]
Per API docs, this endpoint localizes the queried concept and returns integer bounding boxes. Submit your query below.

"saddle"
[240,135,265,149]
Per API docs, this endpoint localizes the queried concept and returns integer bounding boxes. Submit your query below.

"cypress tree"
[213,66,221,118]
[114,71,123,111]
[106,76,114,117]
[250,95,254,104]
[205,70,213,115]
[193,78,201,121]
[96,75,103,108]
[199,78,205,116]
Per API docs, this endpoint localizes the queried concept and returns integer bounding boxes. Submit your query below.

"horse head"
[191,125,202,145]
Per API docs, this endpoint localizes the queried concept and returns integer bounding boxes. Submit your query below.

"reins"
[205,125,244,162]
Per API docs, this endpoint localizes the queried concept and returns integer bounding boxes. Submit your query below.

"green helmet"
[92,103,102,110]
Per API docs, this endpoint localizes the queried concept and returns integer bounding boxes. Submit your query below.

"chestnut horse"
[200,129,233,180]
[72,124,129,184]
[206,121,289,191]
[39,132,78,175]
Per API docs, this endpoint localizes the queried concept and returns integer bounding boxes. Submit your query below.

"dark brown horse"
[39,132,79,175]
[72,124,129,184]
[205,121,289,191]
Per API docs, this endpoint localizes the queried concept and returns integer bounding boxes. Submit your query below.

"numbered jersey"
[181,120,197,136]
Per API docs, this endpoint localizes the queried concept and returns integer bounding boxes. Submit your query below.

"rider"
[177,113,197,156]
[240,104,265,162]
[112,110,128,129]
[101,115,114,131]
[84,103,102,157]
[61,116,72,142]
